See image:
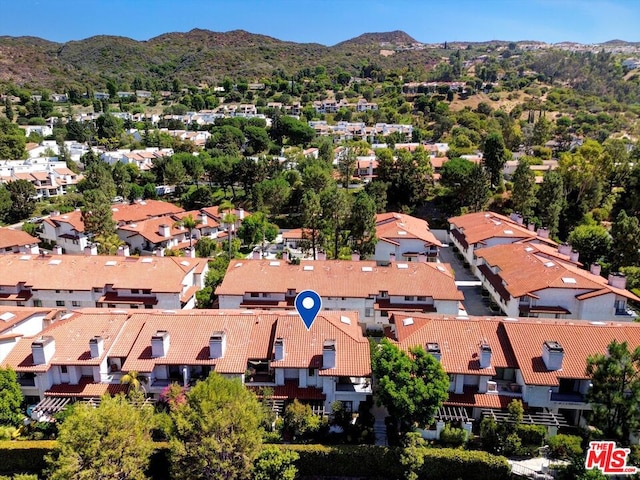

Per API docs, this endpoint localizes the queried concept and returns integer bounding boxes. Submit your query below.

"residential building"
[475,242,639,321]
[374,212,442,263]
[355,99,378,112]
[100,148,174,171]
[40,210,88,254]
[448,211,556,272]
[0,253,208,310]
[0,306,62,363]
[0,228,40,255]
[0,157,81,198]
[388,312,640,428]
[111,200,185,225]
[3,309,371,415]
[354,156,378,183]
[215,259,464,327]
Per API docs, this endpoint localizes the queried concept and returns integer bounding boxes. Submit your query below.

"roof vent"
[436,265,446,272]
[503,230,513,235]
[398,231,407,235]
[544,261,555,268]
[48,259,62,265]
[180,260,190,266]
[234,262,243,268]
[141,258,153,263]
[20,255,31,261]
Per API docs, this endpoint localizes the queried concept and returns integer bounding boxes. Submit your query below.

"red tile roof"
[376,212,442,247]
[445,387,523,409]
[111,200,184,224]
[448,211,556,247]
[476,243,640,302]
[44,210,85,233]
[270,311,370,377]
[45,377,129,397]
[0,254,207,293]
[216,259,464,301]
[0,228,39,249]
[0,306,61,334]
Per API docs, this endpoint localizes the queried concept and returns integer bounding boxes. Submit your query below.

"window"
[404,296,415,301]
[55,289,61,293]
[68,290,73,293]
[145,304,153,309]
[131,305,139,309]
[381,311,389,318]
[60,365,68,373]
[17,302,24,307]
[107,304,116,308]
[251,292,259,298]
[365,308,373,317]
[93,287,102,293]
[417,296,426,302]
[379,291,388,298]
[287,289,296,296]
[131,289,139,294]
[72,301,81,307]
[33,299,42,307]
[56,300,65,307]
[142,289,151,295]
[308,368,315,377]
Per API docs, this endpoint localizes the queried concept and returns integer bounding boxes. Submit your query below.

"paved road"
[439,245,495,317]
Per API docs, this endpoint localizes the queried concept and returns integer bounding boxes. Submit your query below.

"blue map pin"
[295,290,322,330]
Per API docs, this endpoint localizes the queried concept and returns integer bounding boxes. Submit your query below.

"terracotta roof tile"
[45,377,129,397]
[216,259,463,301]
[44,210,85,233]
[0,228,40,249]
[376,212,442,247]
[111,200,184,224]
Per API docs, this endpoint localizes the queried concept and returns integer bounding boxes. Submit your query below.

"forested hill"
[1,28,638,91]
[0,29,439,88]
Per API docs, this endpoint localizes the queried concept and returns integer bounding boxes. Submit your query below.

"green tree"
[586,340,640,444]
[364,180,388,213]
[568,224,611,267]
[253,446,299,480]
[82,189,116,240]
[482,131,509,187]
[80,161,117,200]
[338,147,357,189]
[321,185,351,259]
[169,373,264,480]
[372,338,449,434]
[0,118,27,159]
[5,179,36,223]
[536,170,564,237]
[511,158,537,218]
[4,98,15,122]
[174,214,202,249]
[95,113,124,140]
[0,367,23,426]
[283,399,321,441]
[45,395,154,480]
[348,191,377,258]
[0,185,11,222]
[301,190,323,260]
[610,210,640,270]
[236,212,278,248]
[253,176,291,215]
[467,164,491,213]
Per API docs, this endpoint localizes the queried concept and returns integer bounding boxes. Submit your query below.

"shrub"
[0,441,55,474]
[516,424,546,447]
[548,434,583,460]
[440,425,468,447]
[0,427,18,441]
[502,432,522,456]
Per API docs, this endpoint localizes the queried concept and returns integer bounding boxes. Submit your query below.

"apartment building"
[0,227,40,255]
[374,212,442,263]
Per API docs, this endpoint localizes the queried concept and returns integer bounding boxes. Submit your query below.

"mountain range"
[0,29,637,90]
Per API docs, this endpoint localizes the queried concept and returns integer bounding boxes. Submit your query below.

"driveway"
[438,245,495,317]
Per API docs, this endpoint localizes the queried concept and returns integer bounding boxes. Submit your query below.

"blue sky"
[1,0,639,45]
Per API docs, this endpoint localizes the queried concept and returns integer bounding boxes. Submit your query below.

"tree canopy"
[0,367,24,426]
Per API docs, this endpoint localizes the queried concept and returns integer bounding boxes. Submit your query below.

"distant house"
[0,228,40,255]
[40,210,88,254]
[374,212,442,263]
[94,92,110,100]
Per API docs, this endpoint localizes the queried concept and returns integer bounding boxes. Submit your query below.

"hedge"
[0,441,55,474]
[0,442,511,480]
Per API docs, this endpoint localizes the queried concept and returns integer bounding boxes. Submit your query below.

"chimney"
[209,331,226,359]
[159,224,171,238]
[418,253,427,263]
[510,212,524,225]
[89,336,104,359]
[53,245,63,255]
[527,223,535,231]
[608,272,627,290]
[426,342,441,362]
[274,337,285,361]
[51,210,60,217]
[155,248,165,257]
[117,245,130,257]
[558,243,571,256]
[479,343,492,369]
[186,247,196,258]
[200,212,208,226]
[238,208,245,220]
[317,251,326,261]
[323,339,336,369]
[569,250,579,263]
[252,250,261,260]
[282,251,289,262]
[351,252,360,262]
[590,263,602,276]
[84,244,97,256]
[542,341,564,371]
[389,252,396,262]
[537,227,549,239]
[32,336,55,365]
[151,330,170,358]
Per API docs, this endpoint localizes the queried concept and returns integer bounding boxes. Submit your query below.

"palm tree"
[174,214,202,249]
[121,370,147,394]
[219,200,238,258]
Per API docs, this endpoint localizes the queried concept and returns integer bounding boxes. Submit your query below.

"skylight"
[19,255,31,261]
[525,247,534,252]
[340,316,351,325]
[0,312,16,322]
[402,317,414,326]
[234,262,243,268]
[503,230,513,235]
[105,261,117,266]
[562,277,577,284]
[48,259,62,265]
[303,265,314,271]
[397,263,409,269]
[269,261,280,267]
[436,265,446,272]
[398,231,407,235]
[544,261,555,268]
[141,258,153,263]
[180,261,190,266]
[361,266,373,272]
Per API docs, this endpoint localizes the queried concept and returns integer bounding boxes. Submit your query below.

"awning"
[31,396,71,421]
[481,408,569,427]
[436,406,473,423]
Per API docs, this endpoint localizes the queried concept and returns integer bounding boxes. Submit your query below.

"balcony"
[487,380,522,397]
[18,376,36,387]
[336,382,372,394]
[550,392,586,404]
